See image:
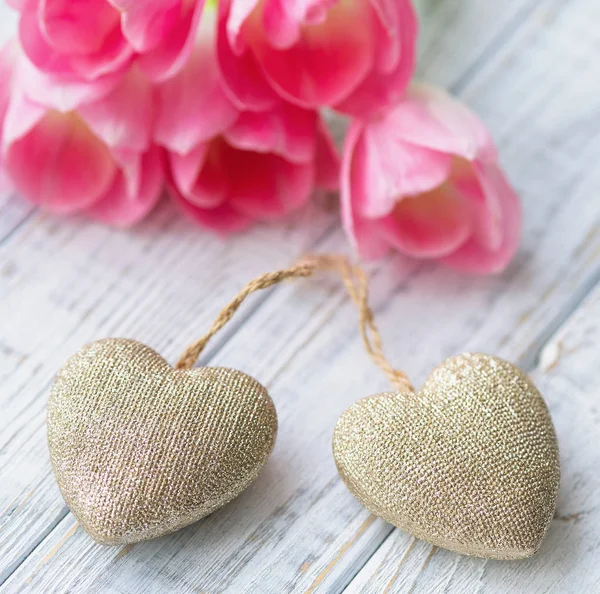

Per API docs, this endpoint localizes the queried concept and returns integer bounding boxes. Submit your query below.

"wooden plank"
[414,0,542,90]
[4,210,600,593]
[345,284,600,594]
[0,196,36,246]
[3,0,600,591]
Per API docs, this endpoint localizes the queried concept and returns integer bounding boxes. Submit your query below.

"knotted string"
[176,254,414,393]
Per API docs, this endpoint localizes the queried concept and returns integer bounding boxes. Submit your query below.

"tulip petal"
[39,0,121,54]
[441,161,521,274]
[2,90,47,147]
[367,0,401,71]
[170,182,252,234]
[377,184,473,258]
[79,66,153,151]
[351,123,453,218]
[111,147,148,197]
[226,146,314,219]
[154,13,238,154]
[4,111,116,212]
[349,217,391,260]
[446,156,499,249]
[137,0,206,81]
[19,0,74,76]
[86,146,164,226]
[341,122,390,260]
[169,143,210,196]
[176,144,229,209]
[69,26,134,80]
[217,9,278,111]
[18,52,122,111]
[20,0,133,81]
[379,84,497,161]
[247,0,375,107]
[260,0,302,49]
[109,0,181,52]
[224,102,317,163]
[335,0,417,117]
[261,0,336,49]
[342,118,475,261]
[226,0,260,51]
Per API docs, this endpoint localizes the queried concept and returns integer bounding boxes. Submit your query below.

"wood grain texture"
[346,285,600,594]
[0,201,334,584]
[1,0,600,592]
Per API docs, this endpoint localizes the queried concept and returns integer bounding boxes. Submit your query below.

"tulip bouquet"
[0,0,520,273]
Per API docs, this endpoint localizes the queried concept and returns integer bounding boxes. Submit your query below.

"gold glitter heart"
[333,353,560,560]
[47,339,277,545]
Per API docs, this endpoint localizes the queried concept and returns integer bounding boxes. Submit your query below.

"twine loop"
[176,254,414,393]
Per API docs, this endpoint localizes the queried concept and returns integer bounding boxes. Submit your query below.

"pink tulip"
[341,84,521,274]
[153,1,339,232]
[153,1,239,156]
[1,61,164,225]
[218,0,417,116]
[12,0,205,86]
[167,101,340,233]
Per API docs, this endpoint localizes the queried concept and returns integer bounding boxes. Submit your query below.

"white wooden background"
[1,0,599,592]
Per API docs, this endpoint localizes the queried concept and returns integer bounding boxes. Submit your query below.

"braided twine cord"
[176,254,414,393]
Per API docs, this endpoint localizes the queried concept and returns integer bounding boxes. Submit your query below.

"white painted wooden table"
[1,0,599,592]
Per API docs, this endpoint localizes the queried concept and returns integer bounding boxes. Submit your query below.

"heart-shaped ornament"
[47,339,277,545]
[333,353,560,560]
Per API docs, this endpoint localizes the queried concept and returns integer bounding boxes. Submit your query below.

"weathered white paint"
[346,286,600,594]
[1,0,599,592]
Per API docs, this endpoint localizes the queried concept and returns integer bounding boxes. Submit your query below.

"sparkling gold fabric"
[47,338,278,545]
[333,353,560,560]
